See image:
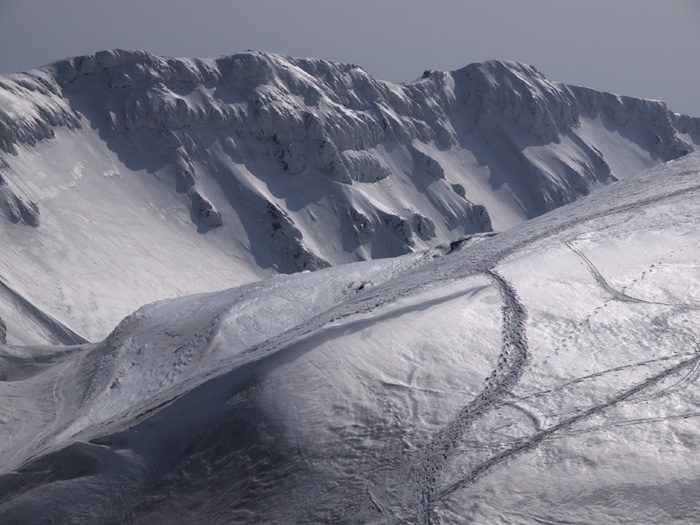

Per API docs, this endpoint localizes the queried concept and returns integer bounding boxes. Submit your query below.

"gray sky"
[1,0,698,116]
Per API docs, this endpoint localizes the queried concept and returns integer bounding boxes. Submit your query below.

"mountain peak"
[0,50,698,343]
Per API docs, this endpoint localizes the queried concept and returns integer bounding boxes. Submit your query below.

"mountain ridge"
[3,49,700,522]
[2,50,697,233]
[0,49,698,343]
[2,152,700,522]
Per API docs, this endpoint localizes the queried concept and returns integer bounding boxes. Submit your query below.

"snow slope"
[0,50,698,344]
[1,153,700,523]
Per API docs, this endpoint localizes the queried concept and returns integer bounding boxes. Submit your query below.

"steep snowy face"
[0,50,698,342]
[448,60,698,210]
[453,60,698,148]
[1,51,697,238]
[3,154,700,523]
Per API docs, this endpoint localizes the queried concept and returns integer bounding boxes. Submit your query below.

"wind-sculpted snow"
[1,47,700,519]
[0,50,697,262]
[0,50,698,343]
[2,154,700,523]
[0,69,80,154]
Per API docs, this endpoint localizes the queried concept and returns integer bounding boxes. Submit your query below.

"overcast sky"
[1,0,698,116]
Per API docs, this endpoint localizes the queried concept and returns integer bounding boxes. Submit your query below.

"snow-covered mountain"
[0,49,698,344]
[2,150,700,523]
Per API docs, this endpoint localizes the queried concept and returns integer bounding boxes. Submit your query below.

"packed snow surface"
[1,153,700,523]
[0,50,698,344]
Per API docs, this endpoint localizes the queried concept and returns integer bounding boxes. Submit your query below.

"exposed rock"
[470,204,492,232]
[340,151,391,183]
[412,214,436,240]
[378,210,413,245]
[17,198,40,227]
[409,145,444,179]
[0,186,40,227]
[452,183,466,199]
[274,141,306,175]
[263,203,329,273]
[189,189,223,228]
[347,208,375,244]
[0,49,698,271]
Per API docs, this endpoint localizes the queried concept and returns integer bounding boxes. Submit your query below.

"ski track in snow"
[137,174,700,523]
[412,269,529,523]
[3,161,700,521]
[436,335,700,503]
[564,239,664,305]
[421,298,700,510]
[391,175,700,522]
[83,177,700,520]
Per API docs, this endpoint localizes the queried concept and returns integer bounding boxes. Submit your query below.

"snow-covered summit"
[0,49,698,343]
[2,49,698,231]
[451,59,698,146]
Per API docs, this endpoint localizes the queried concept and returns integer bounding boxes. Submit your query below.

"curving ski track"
[119,176,700,522]
[564,239,663,305]
[3,167,700,522]
[399,178,700,521]
[413,269,529,523]
[436,344,700,503]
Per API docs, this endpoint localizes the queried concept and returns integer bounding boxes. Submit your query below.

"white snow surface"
[0,50,698,344]
[1,153,700,523]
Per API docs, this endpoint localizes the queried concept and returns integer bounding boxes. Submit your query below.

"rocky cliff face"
[0,50,698,274]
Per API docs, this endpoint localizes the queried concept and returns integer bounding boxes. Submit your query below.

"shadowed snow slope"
[1,153,700,523]
[0,50,698,343]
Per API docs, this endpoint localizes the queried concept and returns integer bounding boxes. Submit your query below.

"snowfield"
[2,49,700,523]
[0,50,698,345]
[1,152,700,523]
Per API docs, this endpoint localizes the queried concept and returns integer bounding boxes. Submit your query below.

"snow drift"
[0,50,698,344]
[2,153,700,523]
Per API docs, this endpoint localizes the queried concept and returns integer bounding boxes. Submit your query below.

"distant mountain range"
[3,50,700,524]
[0,49,698,343]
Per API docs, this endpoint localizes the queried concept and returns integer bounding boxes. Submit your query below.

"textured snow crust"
[2,154,700,523]
[0,50,698,343]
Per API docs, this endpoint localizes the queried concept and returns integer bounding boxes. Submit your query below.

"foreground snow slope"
[0,50,698,344]
[1,153,700,523]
